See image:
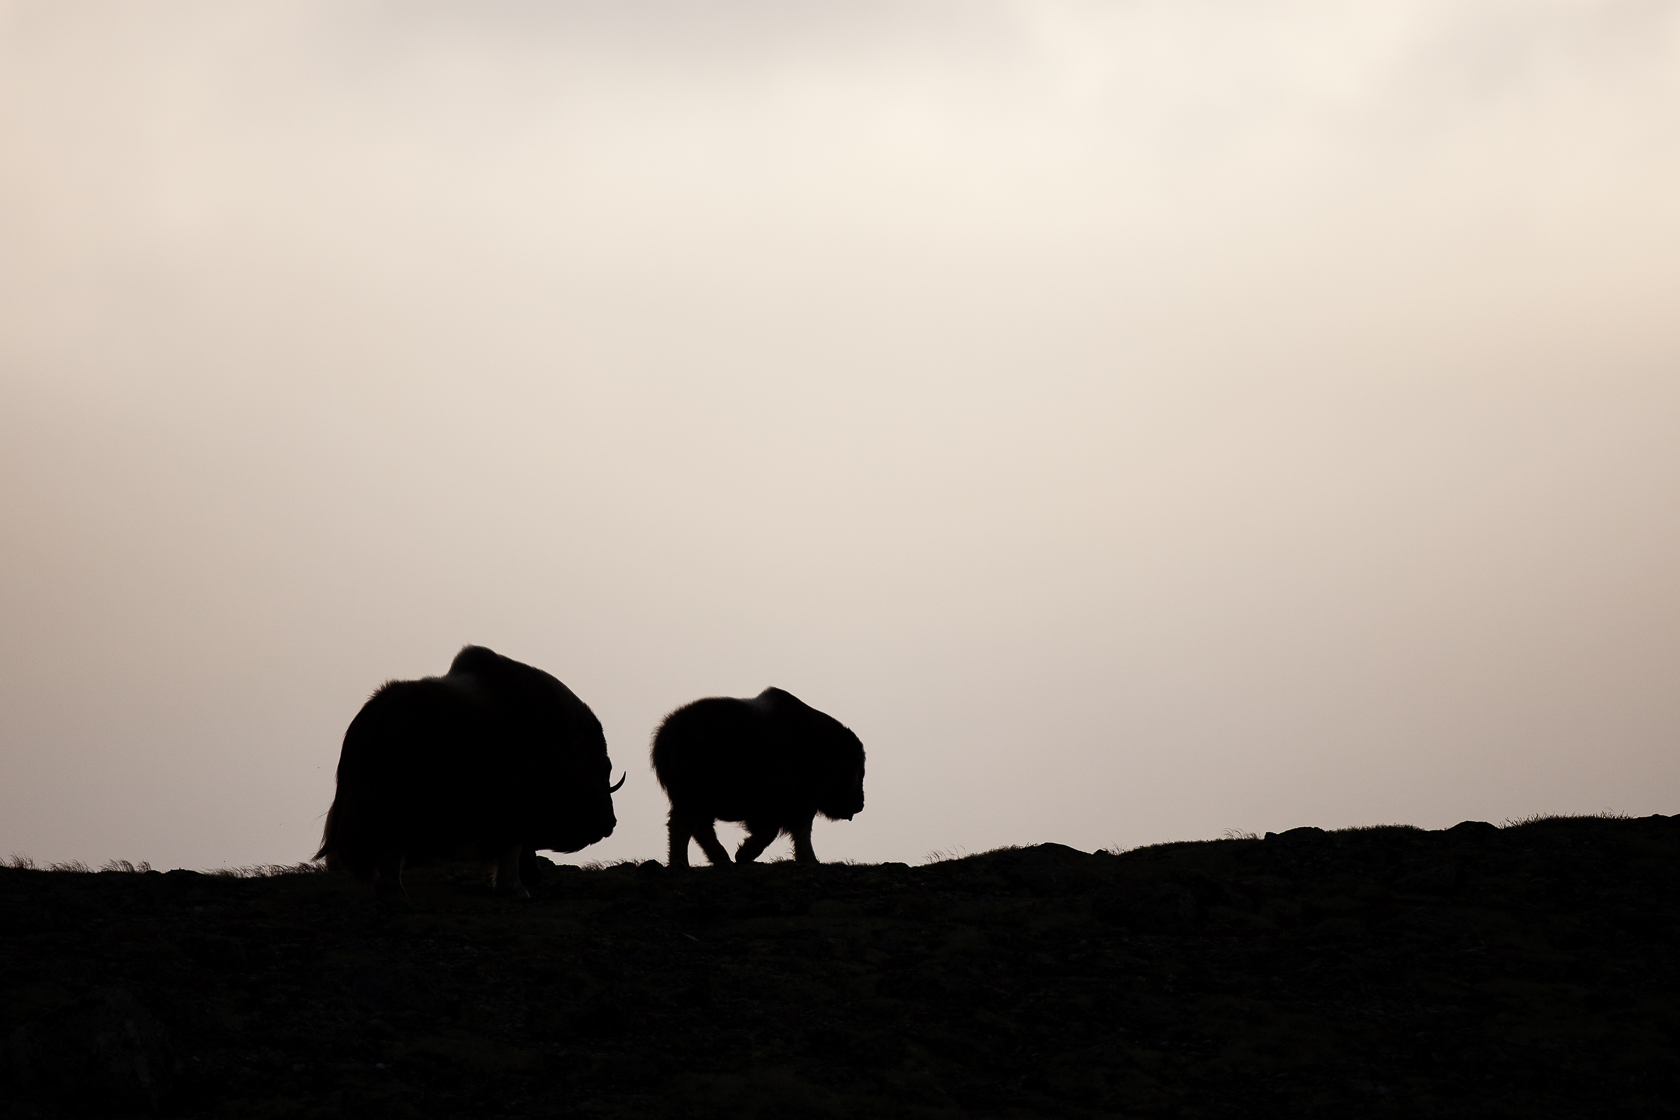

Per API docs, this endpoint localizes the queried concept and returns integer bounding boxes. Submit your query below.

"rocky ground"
[3,812,1677,1119]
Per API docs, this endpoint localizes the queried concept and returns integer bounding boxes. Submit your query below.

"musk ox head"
[449,644,622,855]
[539,727,622,853]
[520,705,621,853]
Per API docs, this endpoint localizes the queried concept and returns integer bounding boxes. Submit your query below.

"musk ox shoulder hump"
[448,644,504,678]
[750,686,806,713]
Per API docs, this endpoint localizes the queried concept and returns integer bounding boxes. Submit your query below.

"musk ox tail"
[314,803,335,862]
[314,802,346,870]
[316,685,412,880]
[314,797,372,877]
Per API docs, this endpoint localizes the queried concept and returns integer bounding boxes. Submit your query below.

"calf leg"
[735,821,779,864]
[789,814,819,863]
[691,818,733,867]
[667,813,693,869]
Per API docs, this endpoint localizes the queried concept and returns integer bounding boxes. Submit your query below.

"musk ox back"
[317,645,621,895]
[651,687,865,868]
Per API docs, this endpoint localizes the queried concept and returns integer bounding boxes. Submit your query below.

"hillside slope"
[4,813,1677,1118]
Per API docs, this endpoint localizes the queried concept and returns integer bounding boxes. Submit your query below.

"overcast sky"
[3,1,1677,871]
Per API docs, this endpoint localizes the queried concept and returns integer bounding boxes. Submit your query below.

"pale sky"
[3,1,1677,870]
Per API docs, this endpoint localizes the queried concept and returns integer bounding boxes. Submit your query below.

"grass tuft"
[923,846,968,864]
[1502,809,1632,828]
[1333,823,1423,834]
[975,844,1023,856]
[204,860,327,878]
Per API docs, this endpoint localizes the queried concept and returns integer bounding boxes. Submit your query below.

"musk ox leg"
[789,815,819,864]
[518,847,544,891]
[735,821,779,865]
[376,852,407,897]
[493,844,530,898]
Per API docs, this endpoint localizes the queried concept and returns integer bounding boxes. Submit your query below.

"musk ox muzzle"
[316,645,620,897]
[651,686,866,869]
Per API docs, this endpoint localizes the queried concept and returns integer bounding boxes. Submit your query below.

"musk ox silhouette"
[316,645,622,896]
[651,687,865,868]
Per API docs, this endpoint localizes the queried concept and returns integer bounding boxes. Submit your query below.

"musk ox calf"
[651,687,865,869]
[316,645,622,896]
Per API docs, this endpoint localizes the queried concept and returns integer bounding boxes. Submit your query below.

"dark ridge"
[3,813,1675,1118]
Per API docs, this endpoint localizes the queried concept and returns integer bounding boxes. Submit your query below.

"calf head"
[811,715,867,822]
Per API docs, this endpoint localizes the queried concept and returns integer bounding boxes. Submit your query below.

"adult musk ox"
[651,687,865,868]
[316,646,622,896]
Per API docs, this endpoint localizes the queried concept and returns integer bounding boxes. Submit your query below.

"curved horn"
[609,771,626,793]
